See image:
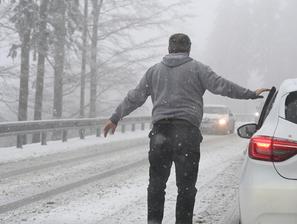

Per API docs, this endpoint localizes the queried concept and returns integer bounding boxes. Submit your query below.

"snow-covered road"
[0,133,248,224]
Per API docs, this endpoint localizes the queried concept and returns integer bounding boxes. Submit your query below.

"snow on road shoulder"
[194,158,243,224]
[0,130,149,164]
[0,134,248,224]
[193,136,248,224]
[0,132,220,165]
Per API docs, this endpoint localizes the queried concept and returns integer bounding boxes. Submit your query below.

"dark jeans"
[147,120,202,224]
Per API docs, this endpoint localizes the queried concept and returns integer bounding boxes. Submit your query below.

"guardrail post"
[79,128,85,139]
[41,132,47,145]
[62,130,68,142]
[121,124,125,133]
[96,127,101,137]
[141,123,145,130]
[131,123,136,132]
[16,135,23,148]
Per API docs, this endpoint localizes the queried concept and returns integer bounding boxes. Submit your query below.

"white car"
[237,79,297,224]
[201,105,235,135]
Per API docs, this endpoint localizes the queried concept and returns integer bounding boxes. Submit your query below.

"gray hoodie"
[110,53,257,128]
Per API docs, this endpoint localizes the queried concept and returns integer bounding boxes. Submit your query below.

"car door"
[273,90,297,180]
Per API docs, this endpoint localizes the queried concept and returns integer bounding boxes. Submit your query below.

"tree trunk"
[32,0,50,143]
[89,0,103,118]
[17,29,31,148]
[52,0,66,139]
[80,0,88,118]
[16,0,33,148]
[79,0,89,139]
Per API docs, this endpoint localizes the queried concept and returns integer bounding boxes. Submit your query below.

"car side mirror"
[237,123,257,139]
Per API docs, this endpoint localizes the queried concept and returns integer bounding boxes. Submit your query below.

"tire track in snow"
[96,135,245,224]
[194,159,242,224]
[0,138,148,179]
[0,134,242,222]
[0,135,226,180]
[0,158,147,214]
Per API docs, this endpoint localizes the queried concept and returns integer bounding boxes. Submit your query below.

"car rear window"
[285,91,297,124]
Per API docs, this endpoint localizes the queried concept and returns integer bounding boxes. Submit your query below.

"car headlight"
[218,118,227,126]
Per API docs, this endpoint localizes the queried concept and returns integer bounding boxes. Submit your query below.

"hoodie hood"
[162,53,193,67]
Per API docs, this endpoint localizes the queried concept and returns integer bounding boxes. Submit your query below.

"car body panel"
[240,157,297,224]
[273,92,297,180]
[239,78,297,224]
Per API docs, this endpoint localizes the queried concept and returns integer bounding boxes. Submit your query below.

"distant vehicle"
[201,105,235,135]
[237,79,297,224]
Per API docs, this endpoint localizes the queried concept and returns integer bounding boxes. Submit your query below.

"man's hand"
[103,120,117,137]
[255,88,271,98]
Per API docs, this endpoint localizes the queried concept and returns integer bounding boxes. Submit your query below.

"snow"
[0,130,149,164]
[23,179,146,224]
[0,133,248,224]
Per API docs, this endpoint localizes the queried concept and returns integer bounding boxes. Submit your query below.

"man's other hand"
[103,120,117,137]
[255,88,271,98]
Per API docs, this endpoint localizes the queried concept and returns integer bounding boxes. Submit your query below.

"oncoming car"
[201,105,235,135]
[237,79,297,224]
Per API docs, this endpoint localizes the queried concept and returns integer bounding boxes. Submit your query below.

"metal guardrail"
[0,114,256,148]
[0,116,152,148]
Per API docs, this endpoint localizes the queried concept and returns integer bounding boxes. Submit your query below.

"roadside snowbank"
[0,131,149,164]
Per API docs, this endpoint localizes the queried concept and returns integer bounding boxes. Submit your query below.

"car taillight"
[249,136,297,162]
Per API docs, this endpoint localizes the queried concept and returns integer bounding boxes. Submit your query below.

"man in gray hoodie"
[104,33,268,224]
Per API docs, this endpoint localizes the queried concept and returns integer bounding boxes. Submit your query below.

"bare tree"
[32,0,50,143]
[89,0,103,118]
[52,0,66,121]
[77,0,89,138]
[10,0,38,147]
[0,0,192,128]
[80,0,88,119]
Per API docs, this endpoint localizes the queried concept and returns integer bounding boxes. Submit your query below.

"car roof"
[278,78,297,96]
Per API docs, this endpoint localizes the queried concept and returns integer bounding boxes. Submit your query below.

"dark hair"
[168,33,191,54]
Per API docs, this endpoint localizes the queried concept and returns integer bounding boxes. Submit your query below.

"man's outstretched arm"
[201,66,270,99]
[104,70,151,137]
